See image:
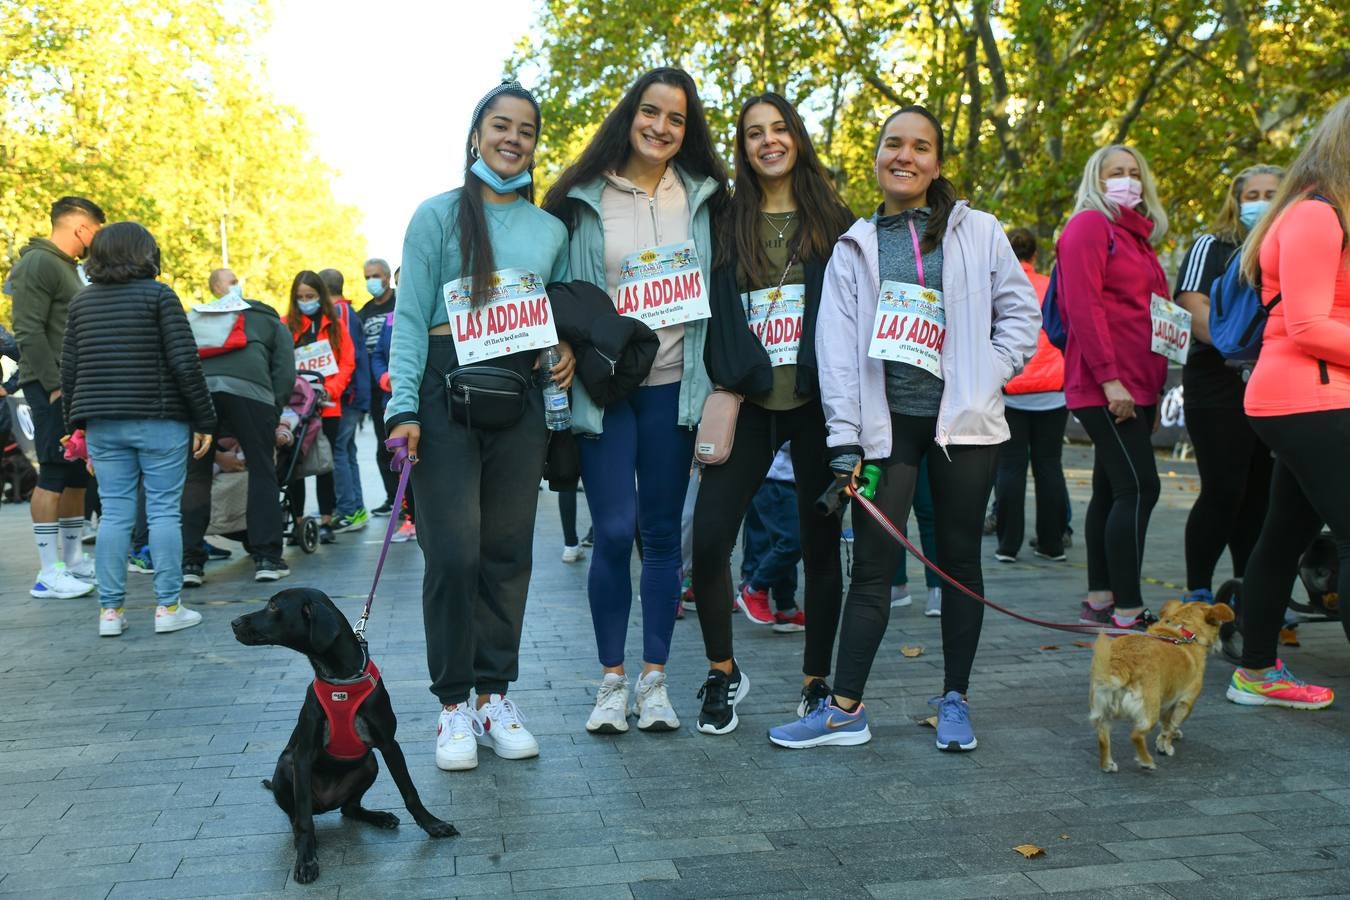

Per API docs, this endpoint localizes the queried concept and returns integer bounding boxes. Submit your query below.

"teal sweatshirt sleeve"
[550,233,570,283]
[384,197,447,427]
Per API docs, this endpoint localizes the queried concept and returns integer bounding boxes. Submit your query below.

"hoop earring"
[470,145,480,160]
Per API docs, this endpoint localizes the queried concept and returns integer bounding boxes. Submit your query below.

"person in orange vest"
[993,228,1070,563]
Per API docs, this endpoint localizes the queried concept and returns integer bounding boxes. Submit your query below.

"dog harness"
[313,660,381,759]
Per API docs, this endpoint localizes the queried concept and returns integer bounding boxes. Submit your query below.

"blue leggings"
[579,382,694,667]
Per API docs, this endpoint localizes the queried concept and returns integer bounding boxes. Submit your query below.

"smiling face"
[628,83,687,170]
[875,112,940,213]
[742,101,798,183]
[472,95,538,181]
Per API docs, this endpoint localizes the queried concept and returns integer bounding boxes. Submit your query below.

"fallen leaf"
[1039,644,1059,651]
[1072,641,1093,648]
[1013,843,1046,859]
[920,716,937,728]
[1280,626,1300,647]
[1059,834,1071,840]
[900,645,925,657]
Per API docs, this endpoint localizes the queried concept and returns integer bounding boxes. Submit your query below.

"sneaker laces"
[595,677,627,711]
[1270,663,1305,687]
[486,695,525,729]
[696,671,728,705]
[441,705,484,740]
[931,694,968,725]
[639,673,672,710]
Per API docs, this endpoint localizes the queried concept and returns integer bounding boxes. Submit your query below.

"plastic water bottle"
[541,346,571,431]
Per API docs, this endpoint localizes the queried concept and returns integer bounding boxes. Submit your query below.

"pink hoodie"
[1055,206,1170,409]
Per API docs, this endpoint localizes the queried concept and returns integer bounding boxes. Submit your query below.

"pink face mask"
[1104,176,1143,209]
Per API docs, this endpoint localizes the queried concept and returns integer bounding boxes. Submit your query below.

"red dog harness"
[313,660,381,759]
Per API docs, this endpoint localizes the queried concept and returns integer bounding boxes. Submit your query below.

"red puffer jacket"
[1004,262,1064,395]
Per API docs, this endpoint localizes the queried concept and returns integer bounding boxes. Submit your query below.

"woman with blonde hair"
[1226,97,1350,710]
[1173,164,1283,606]
[1056,144,1170,632]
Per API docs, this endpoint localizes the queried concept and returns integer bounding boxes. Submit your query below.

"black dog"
[0,436,36,503]
[232,588,456,883]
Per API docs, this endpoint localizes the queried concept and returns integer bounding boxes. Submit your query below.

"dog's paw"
[1156,739,1175,757]
[1100,760,1118,773]
[1136,758,1157,771]
[293,857,320,884]
[370,810,400,829]
[1172,728,1183,741]
[422,818,460,838]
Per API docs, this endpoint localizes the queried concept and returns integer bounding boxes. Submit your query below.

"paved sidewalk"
[2,431,1349,899]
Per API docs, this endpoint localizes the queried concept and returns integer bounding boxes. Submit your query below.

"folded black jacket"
[62,279,217,433]
[547,280,658,407]
[704,252,827,399]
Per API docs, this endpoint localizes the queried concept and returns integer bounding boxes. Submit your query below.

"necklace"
[761,210,796,241]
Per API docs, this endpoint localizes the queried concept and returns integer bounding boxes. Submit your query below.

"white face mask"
[1103,176,1143,209]
[225,283,243,301]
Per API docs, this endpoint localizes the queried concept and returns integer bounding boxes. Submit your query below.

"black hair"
[718,92,854,281]
[544,67,729,224]
[50,196,106,227]
[1006,227,1037,262]
[877,105,957,254]
[84,222,159,284]
[318,267,344,297]
[458,81,541,304]
[287,270,342,349]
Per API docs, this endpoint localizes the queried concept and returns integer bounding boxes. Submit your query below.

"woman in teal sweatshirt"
[544,67,729,737]
[385,81,572,774]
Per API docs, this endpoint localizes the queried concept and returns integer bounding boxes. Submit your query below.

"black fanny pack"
[446,366,528,430]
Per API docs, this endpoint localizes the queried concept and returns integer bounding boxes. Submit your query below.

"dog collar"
[313,659,381,759]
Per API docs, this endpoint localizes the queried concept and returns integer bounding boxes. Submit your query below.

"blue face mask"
[1239,200,1270,229]
[471,156,532,195]
[225,284,243,301]
[365,276,385,297]
[297,299,321,317]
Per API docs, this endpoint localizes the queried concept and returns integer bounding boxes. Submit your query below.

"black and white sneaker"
[696,663,749,735]
[254,559,291,582]
[797,677,832,717]
[181,563,204,587]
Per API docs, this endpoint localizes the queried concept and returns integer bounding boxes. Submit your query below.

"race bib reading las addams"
[443,268,558,364]
[614,240,710,328]
[866,281,946,379]
[294,340,339,377]
[1150,293,1191,365]
[744,283,805,366]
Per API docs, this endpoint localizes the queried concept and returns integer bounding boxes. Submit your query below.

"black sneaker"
[696,663,749,736]
[580,527,594,548]
[797,677,832,717]
[371,500,394,517]
[319,524,337,544]
[202,540,232,561]
[254,559,291,582]
[181,563,204,587]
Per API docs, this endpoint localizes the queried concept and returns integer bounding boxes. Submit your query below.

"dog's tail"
[1088,633,1134,722]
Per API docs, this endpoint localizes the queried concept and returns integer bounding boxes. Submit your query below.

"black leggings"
[559,489,579,546]
[995,406,1069,557]
[691,400,841,673]
[1241,410,1350,669]
[834,414,996,700]
[291,416,340,519]
[1076,405,1160,610]
[1183,406,1272,590]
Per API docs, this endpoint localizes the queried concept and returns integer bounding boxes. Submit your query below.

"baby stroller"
[1215,531,1343,661]
[276,371,333,553]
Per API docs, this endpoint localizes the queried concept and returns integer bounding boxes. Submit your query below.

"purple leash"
[353,436,412,641]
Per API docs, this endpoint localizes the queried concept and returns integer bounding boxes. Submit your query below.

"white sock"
[59,517,84,566]
[33,523,60,571]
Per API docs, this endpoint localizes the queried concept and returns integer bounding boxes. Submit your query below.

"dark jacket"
[335,299,371,413]
[548,280,658,408]
[199,300,296,409]
[10,237,85,392]
[61,279,216,432]
[704,252,827,399]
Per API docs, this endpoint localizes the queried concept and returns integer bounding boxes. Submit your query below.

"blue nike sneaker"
[767,697,871,749]
[931,691,977,751]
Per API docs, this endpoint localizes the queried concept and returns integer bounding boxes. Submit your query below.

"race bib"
[744,283,805,366]
[443,268,558,363]
[192,297,249,313]
[1150,293,1191,365]
[866,280,946,378]
[614,240,710,328]
[294,339,339,377]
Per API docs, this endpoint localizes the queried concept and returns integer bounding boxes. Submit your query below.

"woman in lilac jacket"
[767,105,1039,754]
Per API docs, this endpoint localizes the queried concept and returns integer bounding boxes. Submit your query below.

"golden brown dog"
[1088,599,1236,772]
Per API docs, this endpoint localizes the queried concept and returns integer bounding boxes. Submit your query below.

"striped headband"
[471,79,539,126]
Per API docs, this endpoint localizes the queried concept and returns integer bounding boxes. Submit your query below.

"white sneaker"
[154,602,202,633]
[436,704,482,771]
[68,554,96,582]
[476,694,539,760]
[890,586,912,607]
[925,587,942,617]
[98,607,126,637]
[634,670,679,731]
[82,516,99,545]
[31,563,94,599]
[585,673,630,734]
[561,544,585,563]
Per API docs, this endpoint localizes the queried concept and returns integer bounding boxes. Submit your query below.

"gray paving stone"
[103,871,291,899]
[865,871,1042,899]
[456,844,619,875]
[1025,859,1201,892]
[1120,813,1275,838]
[1102,832,1269,861]
[511,860,679,892]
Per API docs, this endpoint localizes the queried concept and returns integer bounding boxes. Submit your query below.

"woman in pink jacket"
[1056,145,1170,633]
[1225,98,1350,711]
[767,105,1039,754]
